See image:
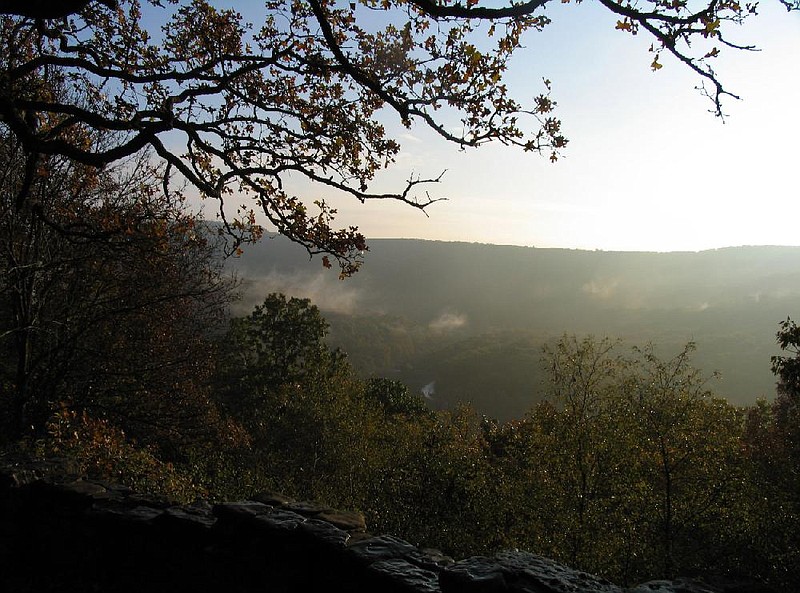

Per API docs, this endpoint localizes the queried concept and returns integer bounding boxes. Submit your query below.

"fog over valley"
[229,236,800,420]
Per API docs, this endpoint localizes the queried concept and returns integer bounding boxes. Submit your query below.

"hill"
[227,236,800,419]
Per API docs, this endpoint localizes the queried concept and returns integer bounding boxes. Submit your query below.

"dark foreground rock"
[0,459,776,593]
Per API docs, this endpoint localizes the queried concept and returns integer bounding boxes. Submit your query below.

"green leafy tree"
[363,377,430,417]
[240,362,376,503]
[362,403,494,557]
[772,317,800,402]
[759,318,800,512]
[623,343,743,580]
[540,335,632,571]
[225,293,341,395]
[497,336,748,585]
[771,318,800,470]
[219,295,499,555]
[481,408,565,554]
[219,294,362,499]
[738,319,800,591]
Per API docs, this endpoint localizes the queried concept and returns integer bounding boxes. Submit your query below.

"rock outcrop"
[0,458,774,593]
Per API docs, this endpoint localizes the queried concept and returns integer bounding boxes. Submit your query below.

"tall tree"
[738,319,800,590]
[763,318,800,509]
[1,0,794,273]
[540,335,631,571]
[0,115,234,448]
[223,293,340,396]
[772,317,800,402]
[623,342,742,579]
[527,336,746,584]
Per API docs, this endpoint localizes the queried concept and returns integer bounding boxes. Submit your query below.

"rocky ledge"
[0,459,774,593]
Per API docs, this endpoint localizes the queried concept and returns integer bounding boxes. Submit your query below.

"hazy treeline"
[325,313,548,421]
[324,312,776,422]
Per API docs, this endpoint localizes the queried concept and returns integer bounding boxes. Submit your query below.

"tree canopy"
[1,0,796,273]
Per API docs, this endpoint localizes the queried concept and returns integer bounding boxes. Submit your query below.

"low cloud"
[582,278,619,300]
[234,271,362,316]
[428,311,467,333]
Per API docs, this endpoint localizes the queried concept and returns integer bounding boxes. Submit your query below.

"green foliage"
[215,309,764,585]
[226,293,340,394]
[475,337,748,585]
[205,318,800,590]
[365,405,496,557]
[621,343,744,580]
[736,320,800,591]
[536,335,632,572]
[772,317,800,406]
[363,377,430,416]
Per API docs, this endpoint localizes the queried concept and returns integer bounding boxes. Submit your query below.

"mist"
[233,270,363,317]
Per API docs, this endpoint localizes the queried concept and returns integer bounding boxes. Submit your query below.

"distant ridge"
[227,234,800,415]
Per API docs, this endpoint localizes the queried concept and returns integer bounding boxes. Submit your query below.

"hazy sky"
[201,2,800,252]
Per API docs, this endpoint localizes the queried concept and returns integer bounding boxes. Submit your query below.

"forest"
[1,1,799,592]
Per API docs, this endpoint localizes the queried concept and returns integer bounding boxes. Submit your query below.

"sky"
[202,1,800,252]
